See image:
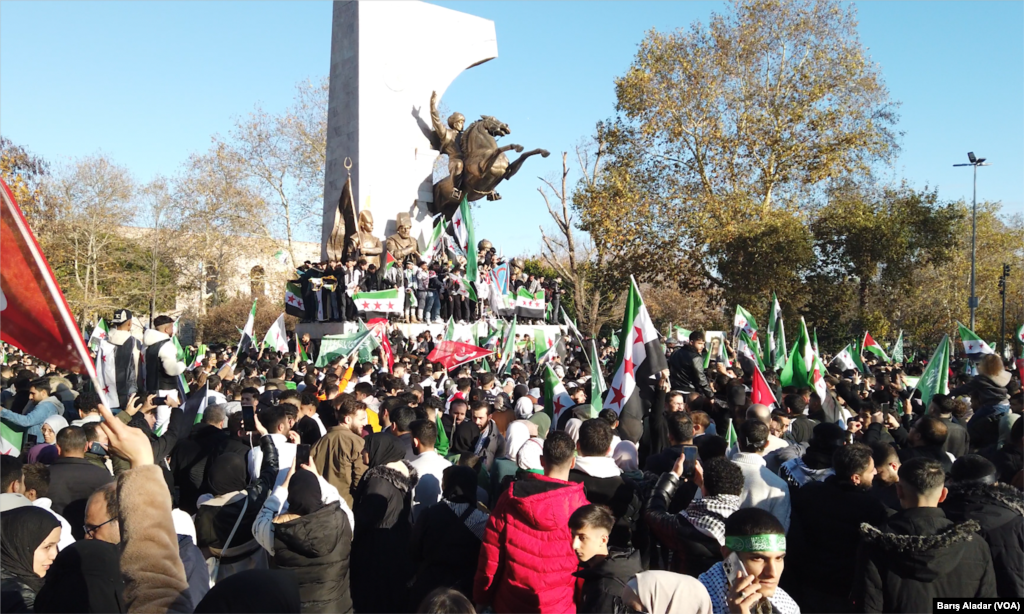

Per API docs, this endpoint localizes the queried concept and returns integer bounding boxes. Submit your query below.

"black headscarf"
[0,507,61,593]
[362,432,406,467]
[442,465,478,505]
[207,454,247,496]
[34,540,125,613]
[286,470,324,516]
[194,569,301,613]
[450,421,480,457]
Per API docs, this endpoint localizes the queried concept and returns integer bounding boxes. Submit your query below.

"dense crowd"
[0,317,1021,614]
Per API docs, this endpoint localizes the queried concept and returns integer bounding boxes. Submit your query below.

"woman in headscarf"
[351,432,418,613]
[528,410,551,440]
[1,506,61,612]
[446,420,480,465]
[194,431,279,584]
[565,418,584,443]
[408,465,490,608]
[193,569,301,614]
[488,420,533,501]
[252,462,352,614]
[26,444,57,466]
[621,570,713,614]
[34,540,125,613]
[514,396,534,421]
[39,416,68,446]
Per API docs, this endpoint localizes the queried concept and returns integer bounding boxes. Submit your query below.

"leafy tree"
[0,137,48,222]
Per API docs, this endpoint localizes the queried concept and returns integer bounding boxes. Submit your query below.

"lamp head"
[968,152,976,163]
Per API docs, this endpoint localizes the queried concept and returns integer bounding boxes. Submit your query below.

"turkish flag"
[750,363,778,409]
[1,179,95,377]
[367,318,394,373]
[427,340,494,372]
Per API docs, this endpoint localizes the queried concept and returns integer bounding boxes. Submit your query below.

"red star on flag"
[623,355,634,379]
[386,301,394,310]
[373,301,381,310]
[100,353,106,363]
[633,326,644,345]
[102,386,109,394]
[361,301,370,309]
[609,384,626,407]
[454,218,462,229]
[554,396,566,414]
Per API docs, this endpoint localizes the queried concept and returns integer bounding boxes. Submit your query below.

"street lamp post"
[953,152,991,331]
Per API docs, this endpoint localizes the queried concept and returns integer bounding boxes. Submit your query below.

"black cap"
[111,309,133,325]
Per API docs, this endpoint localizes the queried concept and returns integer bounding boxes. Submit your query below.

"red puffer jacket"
[474,474,589,613]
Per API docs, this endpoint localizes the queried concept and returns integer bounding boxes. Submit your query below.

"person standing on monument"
[107,309,142,412]
[430,90,466,200]
[142,315,187,431]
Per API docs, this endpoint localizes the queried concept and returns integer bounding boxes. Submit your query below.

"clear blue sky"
[2,1,1021,256]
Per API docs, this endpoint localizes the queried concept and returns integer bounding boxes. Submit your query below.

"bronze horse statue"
[430,115,549,218]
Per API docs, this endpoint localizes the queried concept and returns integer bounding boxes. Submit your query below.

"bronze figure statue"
[386,212,420,264]
[428,91,550,218]
[345,210,383,269]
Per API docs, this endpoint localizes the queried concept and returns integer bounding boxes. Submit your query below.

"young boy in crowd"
[570,504,643,614]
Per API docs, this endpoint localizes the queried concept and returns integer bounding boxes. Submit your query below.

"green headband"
[725,534,787,553]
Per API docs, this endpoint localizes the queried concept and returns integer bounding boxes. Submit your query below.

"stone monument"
[321,0,498,262]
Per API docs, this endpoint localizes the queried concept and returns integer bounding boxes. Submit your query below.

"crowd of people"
[0,317,1021,614]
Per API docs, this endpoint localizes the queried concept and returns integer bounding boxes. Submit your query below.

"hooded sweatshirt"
[474,474,589,613]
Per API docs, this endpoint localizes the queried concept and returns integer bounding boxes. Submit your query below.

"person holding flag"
[102,308,143,412]
[142,314,187,432]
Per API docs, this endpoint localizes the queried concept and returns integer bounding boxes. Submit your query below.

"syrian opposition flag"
[273,249,288,265]
[914,335,950,408]
[0,423,21,457]
[737,329,765,372]
[181,383,210,426]
[780,317,814,388]
[542,363,573,423]
[1,178,96,378]
[765,292,786,371]
[460,197,479,282]
[352,288,404,313]
[831,344,858,371]
[889,330,904,364]
[750,363,777,408]
[1015,323,1024,345]
[810,352,828,404]
[535,329,558,365]
[734,305,758,341]
[421,216,449,263]
[452,273,477,302]
[236,299,258,358]
[427,340,493,372]
[515,288,545,319]
[603,278,667,418]
[95,339,120,409]
[957,322,994,358]
[284,282,305,318]
[862,331,890,362]
[88,319,109,351]
[451,196,470,252]
[588,339,606,417]
[263,313,289,353]
[497,317,517,376]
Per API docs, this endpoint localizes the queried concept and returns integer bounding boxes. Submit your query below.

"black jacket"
[573,549,643,614]
[852,507,996,612]
[668,346,712,397]
[940,482,1023,598]
[950,373,1010,409]
[569,467,642,549]
[898,444,953,474]
[351,462,418,613]
[409,501,484,608]
[786,476,889,611]
[643,473,722,576]
[273,502,353,614]
[939,416,970,459]
[48,457,115,540]
[171,423,232,514]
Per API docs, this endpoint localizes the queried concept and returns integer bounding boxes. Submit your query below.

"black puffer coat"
[351,461,418,613]
[272,502,353,614]
[941,482,1023,598]
[852,507,997,613]
[572,548,643,614]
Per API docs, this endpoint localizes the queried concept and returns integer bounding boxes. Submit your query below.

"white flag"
[262,313,289,353]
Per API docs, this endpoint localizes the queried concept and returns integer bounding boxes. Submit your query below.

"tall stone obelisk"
[321,1,498,261]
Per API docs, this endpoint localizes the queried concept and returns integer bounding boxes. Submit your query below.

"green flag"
[889,330,904,364]
[812,328,820,357]
[315,330,375,367]
[780,318,813,388]
[497,317,517,376]
[725,419,738,452]
[852,336,869,374]
[589,339,605,418]
[299,344,310,363]
[459,197,479,282]
[444,316,456,341]
[914,335,950,408]
[434,409,450,456]
[738,329,766,372]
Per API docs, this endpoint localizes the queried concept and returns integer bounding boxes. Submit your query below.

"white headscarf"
[42,415,69,437]
[565,418,583,443]
[631,571,713,614]
[613,438,640,472]
[516,437,545,471]
[514,396,534,420]
[505,421,532,461]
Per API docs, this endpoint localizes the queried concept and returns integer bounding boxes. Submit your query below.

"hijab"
[565,418,583,443]
[363,432,406,467]
[286,470,324,516]
[516,437,545,472]
[504,421,532,461]
[514,396,534,420]
[34,540,125,613]
[207,453,248,496]
[194,569,301,613]
[42,415,68,439]
[0,506,61,593]
[450,421,480,457]
[632,570,713,614]
[527,411,551,440]
[441,465,478,505]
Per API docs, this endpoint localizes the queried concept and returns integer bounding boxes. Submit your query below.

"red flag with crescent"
[367,318,394,373]
[427,340,493,372]
[0,179,96,377]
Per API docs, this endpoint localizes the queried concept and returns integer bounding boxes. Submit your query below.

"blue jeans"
[972,404,1010,422]
[424,291,440,321]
